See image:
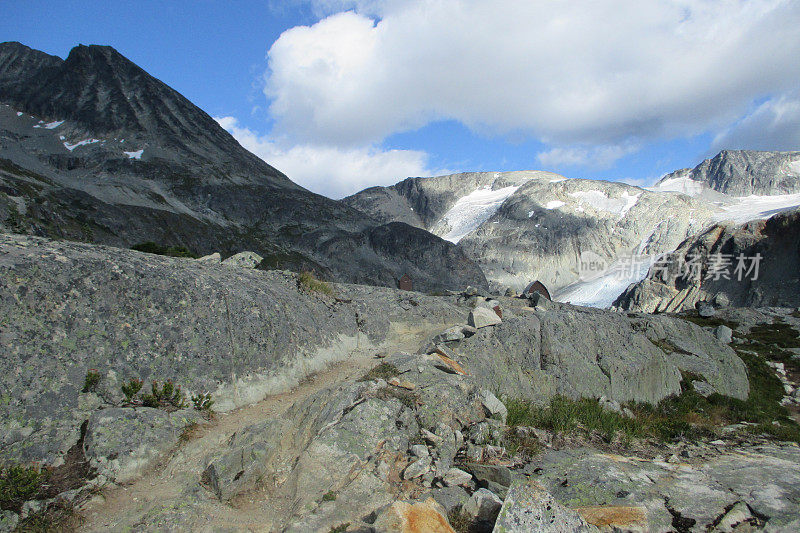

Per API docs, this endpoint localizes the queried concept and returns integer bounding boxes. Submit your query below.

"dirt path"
[78,323,448,532]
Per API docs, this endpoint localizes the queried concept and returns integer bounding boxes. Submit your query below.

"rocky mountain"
[344,171,717,304]
[656,149,800,196]
[613,207,800,313]
[0,41,487,292]
[344,151,800,306]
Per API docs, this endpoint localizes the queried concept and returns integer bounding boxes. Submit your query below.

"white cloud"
[217,116,441,198]
[265,0,800,149]
[536,143,640,170]
[711,91,800,152]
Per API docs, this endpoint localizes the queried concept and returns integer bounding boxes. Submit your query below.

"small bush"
[191,392,215,412]
[328,523,350,533]
[141,380,186,411]
[297,271,334,296]
[82,369,101,393]
[0,464,50,512]
[121,378,144,404]
[322,490,336,501]
[357,363,400,382]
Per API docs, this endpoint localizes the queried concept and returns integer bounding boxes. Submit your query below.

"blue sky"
[3,1,799,198]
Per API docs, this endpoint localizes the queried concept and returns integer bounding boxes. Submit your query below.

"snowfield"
[124,149,144,160]
[568,190,640,219]
[435,185,521,243]
[651,173,705,196]
[63,139,100,151]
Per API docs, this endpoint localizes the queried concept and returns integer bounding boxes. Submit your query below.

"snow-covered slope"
[433,184,523,243]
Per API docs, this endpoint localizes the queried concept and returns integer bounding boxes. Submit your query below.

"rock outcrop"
[614,208,800,313]
[0,233,467,465]
[657,150,800,196]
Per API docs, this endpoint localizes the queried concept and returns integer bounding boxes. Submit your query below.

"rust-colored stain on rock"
[575,505,648,528]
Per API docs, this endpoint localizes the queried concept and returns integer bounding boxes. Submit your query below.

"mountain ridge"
[0,41,488,292]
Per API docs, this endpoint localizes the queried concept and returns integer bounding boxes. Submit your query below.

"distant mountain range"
[0,42,487,292]
[2,41,798,306]
[345,150,800,306]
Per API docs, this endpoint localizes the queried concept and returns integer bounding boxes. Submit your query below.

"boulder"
[221,251,263,268]
[463,488,503,527]
[372,498,455,533]
[715,325,733,343]
[196,252,221,263]
[83,407,197,483]
[716,501,752,532]
[444,468,473,488]
[469,307,502,329]
[479,390,508,423]
[493,479,598,533]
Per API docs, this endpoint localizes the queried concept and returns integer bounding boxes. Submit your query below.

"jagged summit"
[0,41,285,179]
[656,149,800,196]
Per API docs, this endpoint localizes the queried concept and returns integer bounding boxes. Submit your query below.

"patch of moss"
[297,271,334,296]
[680,310,739,330]
[358,363,400,382]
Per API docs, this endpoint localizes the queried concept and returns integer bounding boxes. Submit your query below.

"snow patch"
[650,174,704,196]
[789,160,800,175]
[555,255,656,308]
[124,149,144,160]
[549,178,568,183]
[435,185,521,243]
[63,139,100,151]
[16,112,22,117]
[568,190,640,219]
[44,120,64,129]
[545,200,565,209]
[711,192,800,224]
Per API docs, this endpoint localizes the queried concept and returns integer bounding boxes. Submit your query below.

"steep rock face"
[0,42,487,292]
[614,208,800,312]
[657,150,800,196]
[345,171,715,297]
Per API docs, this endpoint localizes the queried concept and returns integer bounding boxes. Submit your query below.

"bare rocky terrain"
[1,234,800,532]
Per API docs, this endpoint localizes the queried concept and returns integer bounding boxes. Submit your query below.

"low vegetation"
[680,310,739,330]
[81,369,101,393]
[0,464,49,512]
[358,362,400,382]
[297,270,335,296]
[121,378,213,413]
[505,339,800,444]
[131,241,198,258]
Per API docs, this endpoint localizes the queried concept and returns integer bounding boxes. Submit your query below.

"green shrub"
[322,491,337,501]
[121,378,144,404]
[191,392,215,412]
[82,369,101,393]
[0,464,49,512]
[141,380,186,410]
[328,524,350,533]
[297,271,334,296]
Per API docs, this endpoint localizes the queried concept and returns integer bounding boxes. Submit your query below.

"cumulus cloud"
[217,116,441,198]
[265,0,800,150]
[711,91,800,152]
